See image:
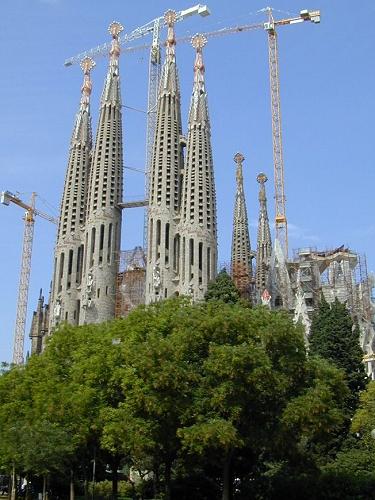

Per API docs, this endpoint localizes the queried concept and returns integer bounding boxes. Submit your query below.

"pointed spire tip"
[257,172,268,184]
[80,57,96,74]
[191,33,207,50]
[234,152,245,164]
[164,10,177,26]
[108,21,124,38]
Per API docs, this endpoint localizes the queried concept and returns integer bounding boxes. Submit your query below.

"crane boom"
[63,4,210,67]
[1,190,57,364]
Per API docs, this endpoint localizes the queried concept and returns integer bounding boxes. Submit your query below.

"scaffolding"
[290,246,372,324]
[115,247,146,317]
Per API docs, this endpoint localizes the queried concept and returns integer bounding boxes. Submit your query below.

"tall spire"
[82,22,124,324]
[160,10,179,93]
[230,153,252,299]
[255,173,272,298]
[72,57,95,145]
[49,58,94,331]
[145,10,184,303]
[102,22,123,105]
[178,34,217,299]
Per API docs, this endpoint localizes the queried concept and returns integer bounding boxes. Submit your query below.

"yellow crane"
[1,191,58,364]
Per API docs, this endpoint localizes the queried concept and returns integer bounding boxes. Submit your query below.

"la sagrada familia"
[29,12,375,381]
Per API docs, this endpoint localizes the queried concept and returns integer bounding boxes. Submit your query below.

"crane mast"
[13,193,35,364]
[265,8,288,257]
[144,18,162,250]
[1,190,57,364]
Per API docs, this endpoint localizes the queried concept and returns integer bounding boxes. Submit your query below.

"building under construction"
[115,247,146,317]
[3,6,374,378]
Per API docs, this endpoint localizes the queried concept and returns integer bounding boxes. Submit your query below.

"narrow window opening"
[199,242,203,284]
[207,247,211,282]
[67,249,73,289]
[156,220,161,259]
[90,227,96,267]
[165,223,170,264]
[107,223,112,263]
[58,252,65,292]
[99,224,104,264]
[189,238,194,281]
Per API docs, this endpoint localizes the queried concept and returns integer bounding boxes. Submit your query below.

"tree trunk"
[10,464,16,500]
[164,461,172,500]
[83,476,89,500]
[153,463,160,498]
[222,451,233,500]
[25,474,31,500]
[45,475,50,500]
[111,466,118,499]
[70,470,75,500]
[42,476,46,500]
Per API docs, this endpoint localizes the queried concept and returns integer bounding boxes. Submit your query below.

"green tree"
[101,299,348,500]
[318,381,375,499]
[205,268,240,304]
[309,297,367,412]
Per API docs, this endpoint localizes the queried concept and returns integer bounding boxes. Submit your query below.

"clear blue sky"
[1,0,374,363]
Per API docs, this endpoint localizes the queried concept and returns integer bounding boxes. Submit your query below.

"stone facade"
[178,34,217,300]
[45,23,124,348]
[255,173,272,298]
[49,57,94,331]
[81,23,124,324]
[230,153,252,299]
[145,11,184,302]
[145,19,217,303]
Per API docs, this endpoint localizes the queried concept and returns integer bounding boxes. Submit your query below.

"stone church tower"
[255,173,272,298]
[145,11,184,303]
[178,34,217,299]
[32,15,218,354]
[81,22,124,324]
[230,153,252,299]
[49,57,95,331]
[48,22,124,334]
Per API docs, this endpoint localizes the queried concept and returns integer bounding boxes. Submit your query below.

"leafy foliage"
[204,268,241,304]
[0,298,352,498]
[309,297,367,412]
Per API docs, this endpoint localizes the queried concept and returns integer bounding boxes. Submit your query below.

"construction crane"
[64,7,320,257]
[174,7,320,258]
[1,191,58,364]
[64,5,210,251]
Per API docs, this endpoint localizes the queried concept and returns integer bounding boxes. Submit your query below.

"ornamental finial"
[80,57,95,102]
[234,152,245,165]
[164,9,177,26]
[108,21,124,38]
[164,10,177,60]
[191,34,206,89]
[257,173,268,203]
[191,33,207,51]
[257,172,268,184]
[108,22,123,62]
[234,153,244,187]
[80,57,95,75]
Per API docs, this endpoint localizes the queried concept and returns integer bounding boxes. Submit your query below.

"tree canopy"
[0,298,353,499]
[309,296,367,412]
[204,269,241,304]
